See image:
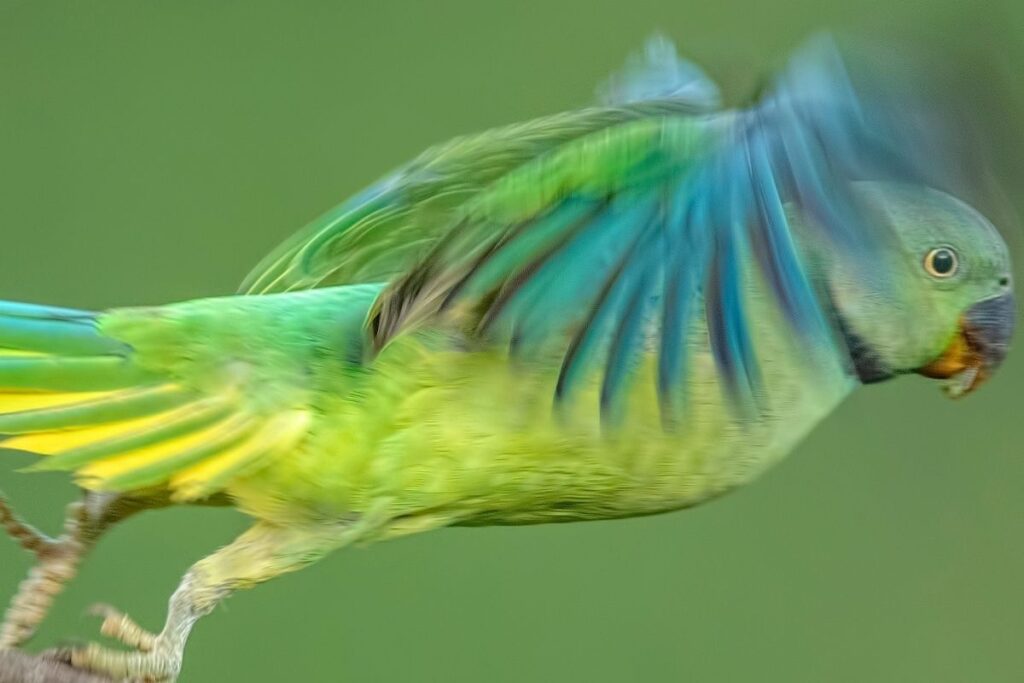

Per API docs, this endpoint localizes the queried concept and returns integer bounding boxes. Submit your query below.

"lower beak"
[916,292,1015,397]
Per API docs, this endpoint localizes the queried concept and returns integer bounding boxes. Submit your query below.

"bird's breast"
[234,305,855,526]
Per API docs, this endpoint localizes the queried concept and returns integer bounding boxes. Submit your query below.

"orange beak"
[916,293,1015,397]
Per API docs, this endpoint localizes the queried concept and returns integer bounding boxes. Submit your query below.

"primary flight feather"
[0,36,1014,681]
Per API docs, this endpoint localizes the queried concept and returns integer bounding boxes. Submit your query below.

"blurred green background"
[2,1,1024,681]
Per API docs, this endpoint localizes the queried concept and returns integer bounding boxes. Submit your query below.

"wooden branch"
[0,650,115,683]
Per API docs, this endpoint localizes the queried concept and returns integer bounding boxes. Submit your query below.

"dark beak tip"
[917,292,1016,398]
[964,292,1016,370]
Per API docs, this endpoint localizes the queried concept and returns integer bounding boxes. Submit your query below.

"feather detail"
[360,37,937,422]
[598,33,721,110]
[0,293,321,500]
[169,410,311,502]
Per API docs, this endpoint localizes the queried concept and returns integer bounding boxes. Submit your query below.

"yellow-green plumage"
[4,270,849,526]
[0,37,1014,681]
[231,284,848,527]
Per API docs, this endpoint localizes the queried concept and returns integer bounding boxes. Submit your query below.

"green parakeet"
[0,37,1014,681]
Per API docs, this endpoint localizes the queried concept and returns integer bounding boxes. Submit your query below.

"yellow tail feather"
[79,413,255,484]
[0,391,114,414]
[171,410,311,501]
[4,411,175,455]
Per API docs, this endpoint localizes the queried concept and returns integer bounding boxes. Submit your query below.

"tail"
[0,299,308,501]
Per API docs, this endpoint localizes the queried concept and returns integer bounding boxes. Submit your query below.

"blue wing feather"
[657,187,710,423]
[705,151,761,409]
[506,201,631,356]
[745,122,829,341]
[368,35,950,423]
[599,34,722,111]
[553,197,661,403]
[599,210,664,424]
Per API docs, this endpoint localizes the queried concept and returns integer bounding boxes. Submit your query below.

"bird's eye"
[924,247,958,278]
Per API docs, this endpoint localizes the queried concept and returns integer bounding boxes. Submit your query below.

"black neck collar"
[824,287,896,385]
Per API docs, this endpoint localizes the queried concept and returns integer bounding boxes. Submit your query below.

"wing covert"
[241,38,721,295]
[366,37,945,421]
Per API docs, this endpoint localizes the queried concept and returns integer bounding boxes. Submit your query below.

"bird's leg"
[67,509,392,682]
[0,491,142,649]
[0,492,88,650]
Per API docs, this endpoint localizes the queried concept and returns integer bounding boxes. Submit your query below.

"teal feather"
[554,197,660,403]
[246,36,950,423]
[657,187,710,421]
[0,357,158,392]
[0,303,129,356]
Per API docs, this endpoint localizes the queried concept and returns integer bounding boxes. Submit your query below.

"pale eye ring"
[924,247,958,278]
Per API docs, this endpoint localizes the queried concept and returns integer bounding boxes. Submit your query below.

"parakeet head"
[824,182,1014,396]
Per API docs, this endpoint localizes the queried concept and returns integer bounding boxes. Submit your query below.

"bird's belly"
[231,334,854,527]
[428,388,841,526]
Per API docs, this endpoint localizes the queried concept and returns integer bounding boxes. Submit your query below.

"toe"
[70,642,179,682]
[88,604,157,652]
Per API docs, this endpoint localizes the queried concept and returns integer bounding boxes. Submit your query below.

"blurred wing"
[241,38,720,295]
[367,37,938,422]
[598,34,721,109]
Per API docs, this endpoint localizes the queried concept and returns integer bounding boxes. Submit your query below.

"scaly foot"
[66,606,182,683]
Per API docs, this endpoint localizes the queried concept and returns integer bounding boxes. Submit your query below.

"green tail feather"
[0,385,192,434]
[30,399,235,472]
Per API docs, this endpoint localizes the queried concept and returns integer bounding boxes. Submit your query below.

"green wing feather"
[244,37,944,421]
[240,101,711,295]
[361,38,937,420]
[240,36,722,295]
